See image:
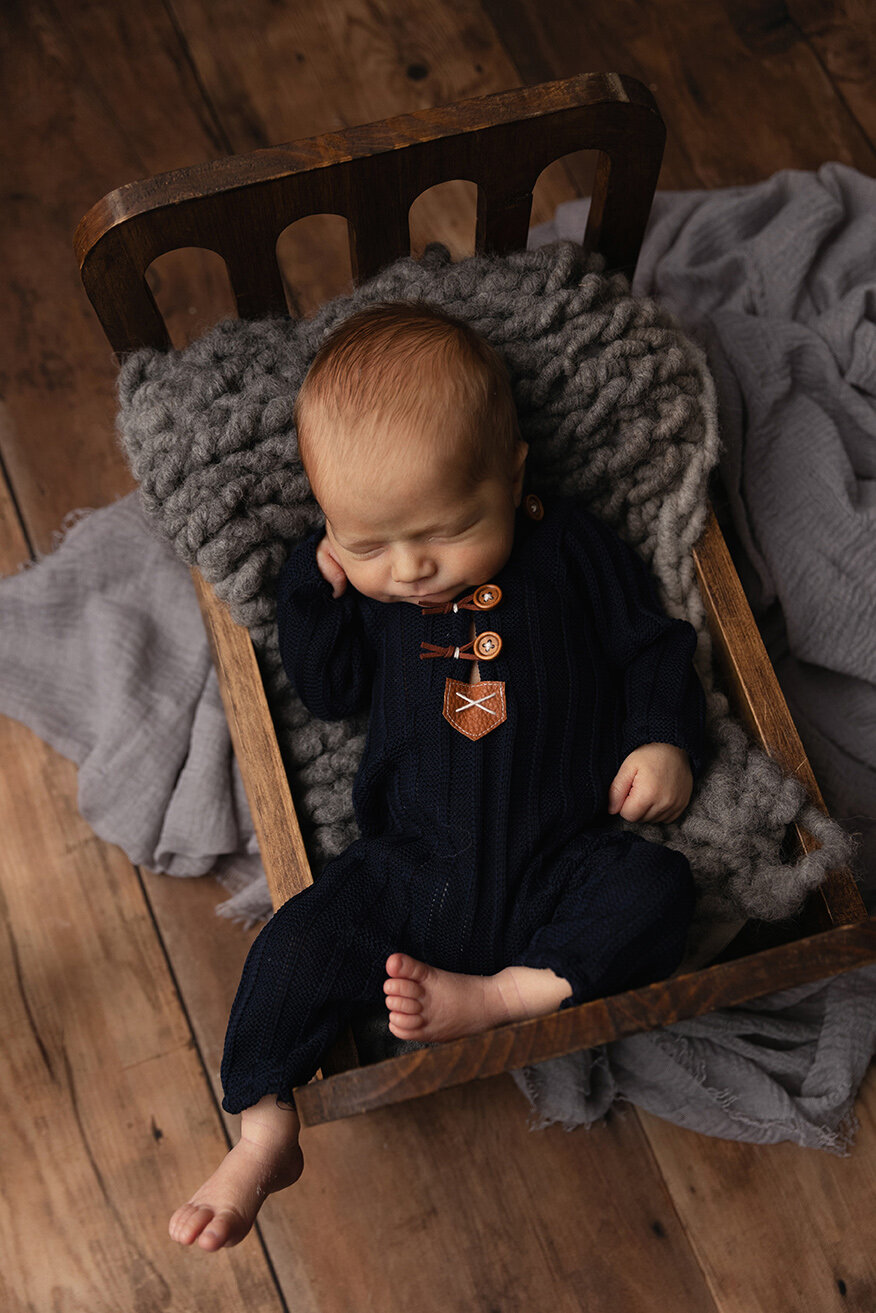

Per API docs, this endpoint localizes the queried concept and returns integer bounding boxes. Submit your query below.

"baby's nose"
[391,547,435,583]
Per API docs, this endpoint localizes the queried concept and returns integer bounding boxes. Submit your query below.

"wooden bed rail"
[692,511,864,930]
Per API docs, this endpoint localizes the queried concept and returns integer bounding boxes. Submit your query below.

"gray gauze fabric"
[514,961,876,1153]
[535,164,876,869]
[0,499,257,876]
[116,240,854,950]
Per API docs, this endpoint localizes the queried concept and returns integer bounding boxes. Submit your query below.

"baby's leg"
[221,836,411,1114]
[383,953,572,1042]
[169,1094,302,1250]
[382,830,695,1042]
[512,829,696,1005]
[174,839,406,1249]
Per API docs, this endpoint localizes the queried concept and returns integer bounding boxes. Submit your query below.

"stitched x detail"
[454,689,499,716]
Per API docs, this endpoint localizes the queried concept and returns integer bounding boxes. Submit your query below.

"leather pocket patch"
[443,678,507,740]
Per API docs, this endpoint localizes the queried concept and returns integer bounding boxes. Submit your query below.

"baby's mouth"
[406,587,452,604]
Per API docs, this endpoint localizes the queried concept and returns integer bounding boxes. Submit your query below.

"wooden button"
[473,631,502,660]
[524,493,544,521]
[473,584,502,610]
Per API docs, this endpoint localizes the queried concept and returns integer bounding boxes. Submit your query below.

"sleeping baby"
[170,300,705,1249]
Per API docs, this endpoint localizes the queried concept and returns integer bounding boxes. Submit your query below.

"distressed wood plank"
[192,571,313,905]
[0,2,286,1306]
[481,0,876,187]
[0,0,240,549]
[271,1072,721,1313]
[636,1062,876,1312]
[780,1,876,150]
[0,712,286,1311]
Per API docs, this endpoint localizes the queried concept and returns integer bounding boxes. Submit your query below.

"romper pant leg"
[220,836,412,1113]
[511,828,696,1007]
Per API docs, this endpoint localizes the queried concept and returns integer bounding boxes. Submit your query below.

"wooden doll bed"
[75,72,876,1129]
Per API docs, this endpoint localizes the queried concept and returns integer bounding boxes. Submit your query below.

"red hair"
[295,302,520,491]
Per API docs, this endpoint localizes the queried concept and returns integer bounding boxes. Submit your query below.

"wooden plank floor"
[2,2,875,1309]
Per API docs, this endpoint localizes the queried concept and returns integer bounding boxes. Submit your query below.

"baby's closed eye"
[427,520,478,542]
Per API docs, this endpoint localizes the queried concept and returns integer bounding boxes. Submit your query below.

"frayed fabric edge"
[13,506,100,575]
[212,854,272,930]
[513,1033,862,1154]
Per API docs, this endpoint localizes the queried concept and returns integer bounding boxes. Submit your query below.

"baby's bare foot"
[169,1094,303,1251]
[383,953,572,1042]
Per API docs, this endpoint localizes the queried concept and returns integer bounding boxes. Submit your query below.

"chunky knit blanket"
[117,240,853,934]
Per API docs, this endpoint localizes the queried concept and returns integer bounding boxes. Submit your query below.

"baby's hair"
[295,301,520,491]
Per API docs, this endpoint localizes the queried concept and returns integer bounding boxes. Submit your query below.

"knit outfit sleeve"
[563,503,707,778]
[276,532,374,720]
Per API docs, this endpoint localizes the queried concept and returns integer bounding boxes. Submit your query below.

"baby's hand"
[607,743,693,824]
[316,534,348,599]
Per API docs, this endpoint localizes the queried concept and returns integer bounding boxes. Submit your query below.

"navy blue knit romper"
[220,495,705,1113]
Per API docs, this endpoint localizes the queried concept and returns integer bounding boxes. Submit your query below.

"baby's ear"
[512,442,529,504]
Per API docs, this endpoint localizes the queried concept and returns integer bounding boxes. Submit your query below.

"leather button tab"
[524,493,544,521]
[473,631,502,660]
[473,584,502,610]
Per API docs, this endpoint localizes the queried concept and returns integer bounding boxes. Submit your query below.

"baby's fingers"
[608,764,637,815]
[618,797,652,823]
[623,797,685,825]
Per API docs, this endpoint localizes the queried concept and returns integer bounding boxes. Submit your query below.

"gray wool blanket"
[1,179,873,1153]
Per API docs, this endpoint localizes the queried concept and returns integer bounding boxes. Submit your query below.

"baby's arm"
[564,503,706,808]
[276,531,374,720]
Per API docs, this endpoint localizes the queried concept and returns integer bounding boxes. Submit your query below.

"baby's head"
[295,302,528,604]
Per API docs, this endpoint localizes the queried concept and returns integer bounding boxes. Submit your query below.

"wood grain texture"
[788,0,876,150]
[637,1063,876,1312]
[75,70,665,358]
[193,570,313,906]
[265,1071,721,1313]
[481,0,876,188]
[0,4,285,1307]
[0,0,226,550]
[0,714,285,1312]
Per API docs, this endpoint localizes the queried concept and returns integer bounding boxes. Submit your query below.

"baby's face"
[317,440,527,605]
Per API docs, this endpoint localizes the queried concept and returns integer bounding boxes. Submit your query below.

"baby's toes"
[385,952,430,983]
[169,1202,214,1246]
[383,975,422,1001]
[389,1010,425,1035]
[384,993,421,1015]
[197,1210,244,1250]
